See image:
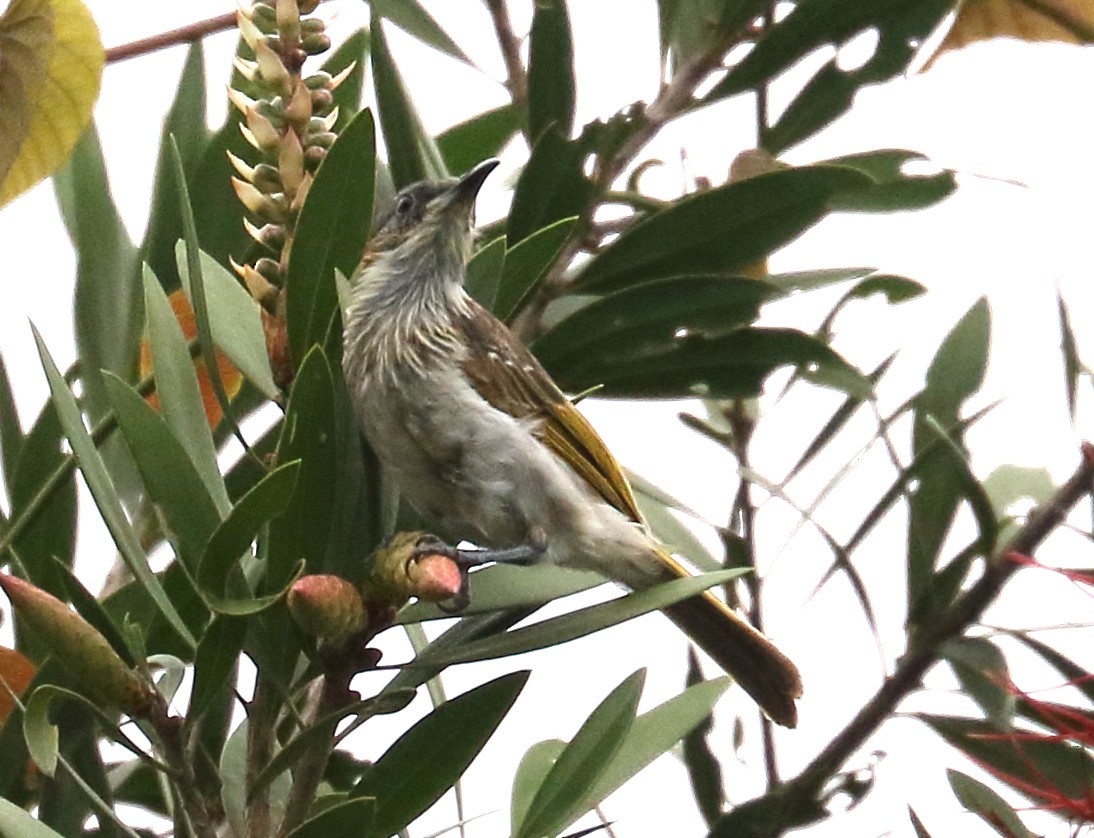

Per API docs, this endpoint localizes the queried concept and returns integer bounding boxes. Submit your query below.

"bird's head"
[365,159,500,264]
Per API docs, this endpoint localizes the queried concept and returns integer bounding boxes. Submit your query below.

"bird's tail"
[647,550,803,728]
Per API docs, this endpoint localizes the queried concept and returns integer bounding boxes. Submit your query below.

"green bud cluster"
[227,0,351,317]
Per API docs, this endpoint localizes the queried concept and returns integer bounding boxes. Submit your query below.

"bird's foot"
[407,533,547,614]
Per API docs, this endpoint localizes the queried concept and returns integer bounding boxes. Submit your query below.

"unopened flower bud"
[252,163,283,193]
[363,532,464,608]
[310,87,333,114]
[284,80,313,128]
[244,219,287,250]
[304,71,332,90]
[0,576,154,717]
[306,131,336,150]
[287,575,367,645]
[304,145,328,170]
[300,17,326,35]
[255,257,283,285]
[405,554,463,602]
[298,0,320,13]
[250,3,277,29]
[301,32,331,55]
[254,40,291,90]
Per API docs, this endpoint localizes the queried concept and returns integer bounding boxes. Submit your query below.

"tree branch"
[105,11,238,64]
[485,0,529,123]
[782,442,1094,804]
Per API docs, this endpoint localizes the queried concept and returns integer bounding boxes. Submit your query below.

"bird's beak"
[449,159,500,213]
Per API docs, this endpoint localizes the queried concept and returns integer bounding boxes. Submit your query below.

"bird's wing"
[454,299,643,523]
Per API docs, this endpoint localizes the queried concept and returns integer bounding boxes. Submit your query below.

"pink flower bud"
[287,575,367,644]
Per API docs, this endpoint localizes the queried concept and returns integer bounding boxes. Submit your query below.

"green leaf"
[369,0,470,64]
[350,671,530,837]
[574,166,874,292]
[54,127,143,505]
[197,460,300,604]
[514,670,644,838]
[1058,292,1080,420]
[508,128,591,244]
[762,266,876,293]
[22,685,60,777]
[416,570,744,667]
[176,243,279,400]
[0,796,67,838]
[370,15,447,188]
[579,674,731,823]
[465,235,507,310]
[7,402,76,595]
[511,740,566,834]
[908,299,991,620]
[825,150,956,213]
[0,356,23,490]
[398,563,605,623]
[222,720,290,837]
[287,107,376,367]
[104,373,222,574]
[268,347,337,584]
[141,266,230,512]
[32,327,195,649]
[437,105,521,175]
[527,0,575,141]
[908,807,936,838]
[682,653,724,827]
[142,42,211,291]
[532,275,777,374]
[545,326,870,401]
[942,638,1014,728]
[325,29,368,130]
[249,691,415,801]
[188,615,245,719]
[0,0,104,206]
[285,798,376,838]
[947,770,1036,838]
[708,0,954,153]
[922,715,1094,812]
[495,218,577,321]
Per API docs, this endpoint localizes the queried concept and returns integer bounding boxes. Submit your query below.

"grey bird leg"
[409,530,548,613]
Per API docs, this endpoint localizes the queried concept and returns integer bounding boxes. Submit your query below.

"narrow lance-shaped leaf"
[176,243,279,400]
[370,0,470,64]
[142,41,211,290]
[171,136,249,455]
[514,670,644,838]
[416,570,745,667]
[438,105,521,175]
[947,770,1037,838]
[351,671,530,838]
[141,266,230,514]
[527,0,576,141]
[31,327,195,649]
[907,299,991,621]
[286,107,376,367]
[574,166,874,292]
[370,15,447,189]
[0,356,23,489]
[104,371,222,575]
[495,217,576,321]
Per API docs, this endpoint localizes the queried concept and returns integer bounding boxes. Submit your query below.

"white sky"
[2,2,1094,837]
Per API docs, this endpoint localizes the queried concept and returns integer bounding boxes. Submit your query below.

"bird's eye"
[396,194,415,215]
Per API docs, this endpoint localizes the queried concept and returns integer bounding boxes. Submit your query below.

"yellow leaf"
[929,0,1094,66]
[0,0,103,207]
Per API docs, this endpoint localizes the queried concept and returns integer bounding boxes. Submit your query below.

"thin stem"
[246,676,279,838]
[782,442,1094,804]
[726,403,779,789]
[485,0,529,125]
[150,700,217,838]
[105,12,238,64]
[755,0,778,149]
[276,675,353,837]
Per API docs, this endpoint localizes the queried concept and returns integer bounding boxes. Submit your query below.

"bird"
[342,159,803,727]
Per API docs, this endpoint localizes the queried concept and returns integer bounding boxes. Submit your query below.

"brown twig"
[781,442,1094,805]
[105,12,238,64]
[485,0,529,124]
